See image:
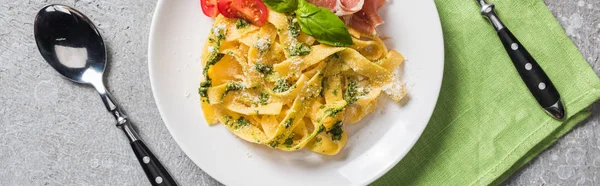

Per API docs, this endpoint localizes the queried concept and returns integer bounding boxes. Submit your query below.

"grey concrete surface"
[0,0,597,185]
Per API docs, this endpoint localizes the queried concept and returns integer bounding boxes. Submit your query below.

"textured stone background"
[0,0,597,185]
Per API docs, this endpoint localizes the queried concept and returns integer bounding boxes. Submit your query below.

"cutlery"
[34,4,178,185]
[475,0,565,120]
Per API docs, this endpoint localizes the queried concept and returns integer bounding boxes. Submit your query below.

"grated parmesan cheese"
[382,81,406,102]
[287,57,304,72]
[255,37,271,52]
[356,87,365,93]
[291,57,303,66]
[212,23,227,36]
[381,66,408,102]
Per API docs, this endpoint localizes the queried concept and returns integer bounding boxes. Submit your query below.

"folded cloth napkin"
[373,0,600,185]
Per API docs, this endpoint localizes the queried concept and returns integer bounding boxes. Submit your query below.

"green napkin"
[373,0,600,185]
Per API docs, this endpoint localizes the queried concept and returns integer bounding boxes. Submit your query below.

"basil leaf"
[262,0,298,13]
[295,0,353,47]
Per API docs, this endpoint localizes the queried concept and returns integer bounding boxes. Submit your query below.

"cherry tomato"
[201,0,219,18]
[231,0,269,26]
[217,0,237,18]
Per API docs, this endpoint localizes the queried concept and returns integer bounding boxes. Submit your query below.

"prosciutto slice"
[346,0,386,34]
[308,0,386,35]
[307,0,337,11]
[307,0,364,16]
[337,0,365,15]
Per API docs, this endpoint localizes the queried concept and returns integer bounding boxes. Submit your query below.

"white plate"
[148,0,444,185]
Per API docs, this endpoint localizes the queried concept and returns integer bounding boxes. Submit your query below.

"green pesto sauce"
[269,134,287,147]
[283,133,295,147]
[325,107,345,117]
[343,79,368,104]
[273,79,293,93]
[319,77,326,97]
[209,26,226,51]
[236,19,249,29]
[224,115,233,126]
[268,140,279,147]
[288,41,311,56]
[198,79,212,99]
[288,16,301,38]
[327,121,343,141]
[316,125,325,133]
[276,133,286,141]
[203,53,225,75]
[283,117,294,128]
[255,63,273,75]
[225,81,245,93]
[234,117,250,129]
[199,25,227,102]
[259,92,270,105]
[199,53,225,102]
[216,81,244,102]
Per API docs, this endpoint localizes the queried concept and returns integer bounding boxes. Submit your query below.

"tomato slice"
[231,0,269,26]
[201,0,219,18]
[217,0,237,18]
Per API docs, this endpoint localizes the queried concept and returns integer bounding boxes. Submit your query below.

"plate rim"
[147,0,445,184]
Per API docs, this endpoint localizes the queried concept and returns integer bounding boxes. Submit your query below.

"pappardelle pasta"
[199,11,406,155]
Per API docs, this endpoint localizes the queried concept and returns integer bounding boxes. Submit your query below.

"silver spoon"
[34,4,177,186]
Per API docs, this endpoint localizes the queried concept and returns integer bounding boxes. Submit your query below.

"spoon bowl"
[34,4,106,85]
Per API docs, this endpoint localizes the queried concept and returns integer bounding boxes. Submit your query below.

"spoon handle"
[127,128,178,186]
[118,118,179,186]
[94,84,178,186]
[119,118,178,186]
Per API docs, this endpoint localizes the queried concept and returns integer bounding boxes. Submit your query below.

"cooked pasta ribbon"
[198,13,407,155]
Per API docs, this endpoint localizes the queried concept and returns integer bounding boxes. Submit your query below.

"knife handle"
[497,28,565,119]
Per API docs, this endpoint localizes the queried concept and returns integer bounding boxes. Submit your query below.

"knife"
[475,0,566,120]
